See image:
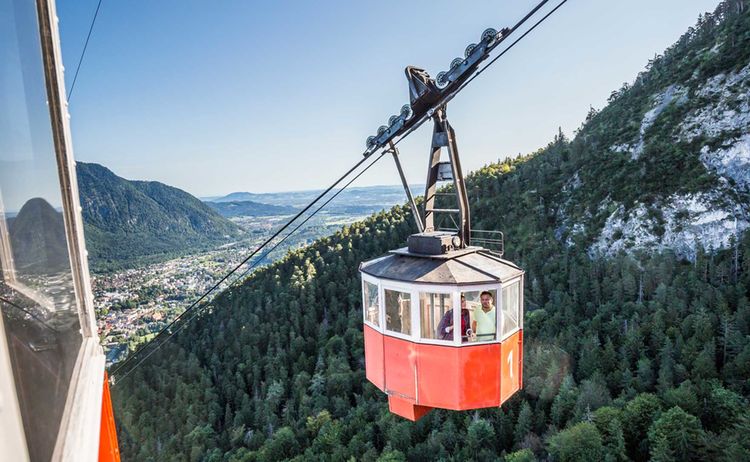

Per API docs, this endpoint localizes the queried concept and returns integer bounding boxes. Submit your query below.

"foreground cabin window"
[501,281,520,337]
[384,289,411,335]
[362,280,380,327]
[463,289,497,343]
[419,292,452,341]
[0,0,83,458]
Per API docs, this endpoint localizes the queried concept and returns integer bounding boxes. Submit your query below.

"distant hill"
[209,191,259,203]
[206,200,298,218]
[208,185,424,214]
[76,162,243,271]
[208,185,423,206]
[9,198,69,274]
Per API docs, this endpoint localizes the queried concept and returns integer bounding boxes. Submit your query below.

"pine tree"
[514,401,533,447]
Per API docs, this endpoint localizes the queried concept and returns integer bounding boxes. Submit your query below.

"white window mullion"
[379,281,385,331]
[453,289,461,346]
[497,282,504,340]
[520,275,525,330]
[411,288,419,339]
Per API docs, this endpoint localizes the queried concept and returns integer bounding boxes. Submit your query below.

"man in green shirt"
[471,291,496,341]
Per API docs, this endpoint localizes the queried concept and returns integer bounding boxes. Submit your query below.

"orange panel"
[459,343,502,409]
[415,343,461,409]
[388,395,432,421]
[518,330,524,391]
[383,335,417,400]
[500,330,523,404]
[364,325,385,390]
[99,372,121,462]
[372,332,524,420]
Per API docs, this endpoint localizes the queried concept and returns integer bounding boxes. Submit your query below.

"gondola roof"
[360,247,523,285]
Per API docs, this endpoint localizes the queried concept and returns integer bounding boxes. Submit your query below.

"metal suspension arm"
[442,113,471,246]
[388,142,424,233]
[423,107,471,246]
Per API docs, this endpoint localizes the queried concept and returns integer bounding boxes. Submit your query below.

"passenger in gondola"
[471,291,496,340]
[436,294,471,341]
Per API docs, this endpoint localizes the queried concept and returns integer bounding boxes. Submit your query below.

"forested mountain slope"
[112,2,750,461]
[77,162,243,271]
[546,3,750,260]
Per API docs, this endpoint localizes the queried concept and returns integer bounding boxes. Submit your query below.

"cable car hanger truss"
[387,107,472,247]
[108,0,567,383]
[361,0,561,158]
[369,0,567,250]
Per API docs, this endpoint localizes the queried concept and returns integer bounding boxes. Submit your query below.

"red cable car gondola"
[359,70,524,420]
[360,243,524,421]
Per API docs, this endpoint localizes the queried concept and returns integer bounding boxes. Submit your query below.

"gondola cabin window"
[501,280,521,338]
[384,288,411,335]
[463,289,498,343]
[362,280,380,327]
[419,291,452,341]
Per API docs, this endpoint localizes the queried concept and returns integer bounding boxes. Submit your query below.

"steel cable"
[110,151,387,383]
[108,0,569,383]
[67,0,104,101]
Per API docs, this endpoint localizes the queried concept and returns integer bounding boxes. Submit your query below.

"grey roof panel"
[459,252,523,281]
[360,248,524,285]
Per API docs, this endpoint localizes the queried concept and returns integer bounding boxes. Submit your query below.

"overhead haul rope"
[109,0,568,383]
[67,0,104,101]
[226,150,392,293]
[370,0,567,153]
[110,150,388,383]
[449,0,568,102]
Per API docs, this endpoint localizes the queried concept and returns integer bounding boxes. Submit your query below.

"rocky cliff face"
[552,8,750,261]
[590,65,749,260]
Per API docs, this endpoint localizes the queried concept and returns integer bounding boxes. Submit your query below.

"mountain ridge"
[77,162,242,271]
[206,200,298,218]
[206,185,424,203]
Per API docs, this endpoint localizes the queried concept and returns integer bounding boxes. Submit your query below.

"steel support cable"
[111,150,388,384]
[110,153,374,380]
[109,0,568,382]
[509,0,551,33]
[228,149,391,291]
[447,0,568,102]
[365,0,567,157]
[67,0,104,101]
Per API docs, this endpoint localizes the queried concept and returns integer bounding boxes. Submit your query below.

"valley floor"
[96,211,371,364]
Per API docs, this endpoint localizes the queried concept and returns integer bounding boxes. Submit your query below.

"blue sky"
[58,0,721,197]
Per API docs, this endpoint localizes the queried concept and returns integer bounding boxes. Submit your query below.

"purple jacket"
[436,309,470,340]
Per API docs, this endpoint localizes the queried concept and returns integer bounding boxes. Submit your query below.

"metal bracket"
[386,106,471,247]
[422,107,471,246]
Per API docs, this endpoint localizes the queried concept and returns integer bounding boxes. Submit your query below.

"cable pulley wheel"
[400,104,413,119]
[481,28,498,43]
[436,71,449,89]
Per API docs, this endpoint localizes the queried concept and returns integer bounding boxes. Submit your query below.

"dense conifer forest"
[111,2,750,460]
